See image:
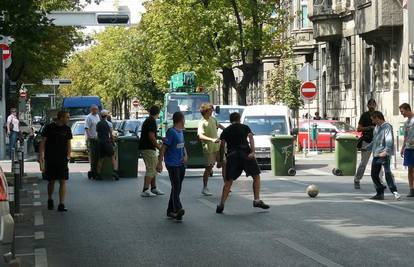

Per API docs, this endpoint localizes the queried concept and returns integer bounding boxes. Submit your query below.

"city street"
[5,155,414,267]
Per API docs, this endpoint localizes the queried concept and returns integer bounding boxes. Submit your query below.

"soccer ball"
[306,184,319,198]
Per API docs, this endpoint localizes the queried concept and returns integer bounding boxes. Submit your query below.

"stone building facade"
[213,0,411,130]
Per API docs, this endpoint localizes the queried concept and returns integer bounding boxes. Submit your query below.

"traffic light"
[409,54,414,82]
[96,14,129,24]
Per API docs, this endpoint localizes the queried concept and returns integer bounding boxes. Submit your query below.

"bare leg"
[143,176,154,191]
[252,175,261,201]
[59,180,67,204]
[97,159,103,174]
[203,166,213,188]
[409,167,414,189]
[219,179,233,206]
[112,155,117,171]
[221,161,226,182]
[151,176,157,189]
[48,180,55,200]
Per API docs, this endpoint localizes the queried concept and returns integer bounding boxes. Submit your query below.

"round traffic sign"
[0,43,11,61]
[300,81,317,101]
[132,100,140,107]
[20,91,27,98]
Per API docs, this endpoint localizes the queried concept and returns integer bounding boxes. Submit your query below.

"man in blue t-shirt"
[157,112,188,220]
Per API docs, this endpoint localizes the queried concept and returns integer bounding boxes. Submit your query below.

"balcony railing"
[312,0,334,16]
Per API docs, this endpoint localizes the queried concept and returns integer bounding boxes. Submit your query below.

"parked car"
[70,121,88,162]
[241,105,293,167]
[117,119,143,137]
[297,120,362,150]
[0,167,15,265]
[214,105,245,128]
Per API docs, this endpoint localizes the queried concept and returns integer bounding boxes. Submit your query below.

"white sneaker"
[141,189,156,197]
[151,188,165,195]
[393,192,402,201]
[202,187,212,196]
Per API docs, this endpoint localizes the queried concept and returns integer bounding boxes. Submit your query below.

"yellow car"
[70,121,88,162]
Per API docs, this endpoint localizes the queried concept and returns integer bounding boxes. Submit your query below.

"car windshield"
[66,107,91,116]
[244,116,287,135]
[215,108,245,123]
[333,122,355,131]
[72,123,85,135]
[166,93,209,121]
[124,120,141,133]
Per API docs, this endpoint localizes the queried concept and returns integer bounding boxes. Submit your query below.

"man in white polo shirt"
[85,105,100,178]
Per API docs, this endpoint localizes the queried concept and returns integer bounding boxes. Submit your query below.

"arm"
[218,123,225,130]
[149,132,161,150]
[6,116,10,134]
[357,123,374,132]
[183,147,188,163]
[67,140,72,160]
[382,127,394,156]
[156,144,167,173]
[39,137,47,160]
[248,133,255,158]
[198,121,219,142]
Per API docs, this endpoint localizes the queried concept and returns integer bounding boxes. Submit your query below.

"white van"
[241,105,293,167]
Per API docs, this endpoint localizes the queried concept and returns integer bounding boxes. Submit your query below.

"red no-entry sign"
[0,43,11,61]
[300,81,317,101]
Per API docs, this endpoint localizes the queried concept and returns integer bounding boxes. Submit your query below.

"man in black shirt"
[139,106,164,197]
[96,110,118,180]
[216,112,269,214]
[354,99,382,189]
[40,111,72,212]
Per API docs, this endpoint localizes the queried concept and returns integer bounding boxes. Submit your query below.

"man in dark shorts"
[40,111,72,212]
[216,112,269,214]
[96,110,118,180]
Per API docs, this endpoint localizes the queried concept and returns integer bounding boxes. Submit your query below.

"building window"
[342,37,352,86]
[330,42,340,87]
[301,0,309,28]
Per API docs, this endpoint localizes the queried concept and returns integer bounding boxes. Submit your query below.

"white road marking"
[35,248,48,267]
[34,194,40,199]
[275,238,343,267]
[33,201,42,206]
[300,169,332,176]
[15,235,34,239]
[34,211,44,226]
[33,190,40,195]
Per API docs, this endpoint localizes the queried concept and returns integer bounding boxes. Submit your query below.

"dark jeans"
[9,131,18,159]
[371,156,397,194]
[167,165,185,213]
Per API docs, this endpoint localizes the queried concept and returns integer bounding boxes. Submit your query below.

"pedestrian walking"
[216,112,269,214]
[399,103,414,197]
[198,103,225,196]
[140,105,164,197]
[85,105,100,178]
[313,112,322,120]
[96,110,119,180]
[39,110,72,212]
[6,108,19,159]
[354,99,379,189]
[368,111,401,200]
[156,112,187,220]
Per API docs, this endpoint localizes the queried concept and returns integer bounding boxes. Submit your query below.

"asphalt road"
[28,158,414,267]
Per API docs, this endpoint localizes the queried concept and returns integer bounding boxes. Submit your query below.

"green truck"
[160,72,209,168]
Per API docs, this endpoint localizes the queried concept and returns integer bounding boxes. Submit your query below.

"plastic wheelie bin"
[271,135,296,176]
[87,139,99,179]
[332,134,358,176]
[117,136,140,178]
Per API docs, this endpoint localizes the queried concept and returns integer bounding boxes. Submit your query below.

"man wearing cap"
[96,110,118,180]
[85,105,100,178]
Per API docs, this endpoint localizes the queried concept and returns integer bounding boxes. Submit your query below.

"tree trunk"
[221,67,236,105]
[123,94,129,119]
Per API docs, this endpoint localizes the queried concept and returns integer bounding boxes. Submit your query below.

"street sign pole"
[307,70,310,155]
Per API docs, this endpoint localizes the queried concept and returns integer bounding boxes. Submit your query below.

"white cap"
[100,109,109,116]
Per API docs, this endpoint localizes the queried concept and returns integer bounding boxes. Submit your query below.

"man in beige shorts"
[198,103,225,196]
[139,106,164,197]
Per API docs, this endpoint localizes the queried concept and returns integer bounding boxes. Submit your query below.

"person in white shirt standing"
[6,108,19,159]
[85,105,100,179]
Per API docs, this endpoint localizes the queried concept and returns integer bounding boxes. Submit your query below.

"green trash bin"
[183,129,205,168]
[271,135,296,176]
[117,136,140,178]
[87,139,99,179]
[333,134,358,176]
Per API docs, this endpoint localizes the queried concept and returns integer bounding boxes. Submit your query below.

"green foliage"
[266,59,303,110]
[60,27,164,110]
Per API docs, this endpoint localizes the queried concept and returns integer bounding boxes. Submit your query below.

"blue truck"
[62,96,103,117]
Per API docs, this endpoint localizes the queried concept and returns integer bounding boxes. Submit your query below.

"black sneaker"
[370,194,384,200]
[57,204,68,212]
[167,211,176,219]
[176,209,185,221]
[47,199,54,210]
[113,172,119,180]
[216,204,224,214]
[407,189,414,197]
[253,200,270,209]
[354,181,360,189]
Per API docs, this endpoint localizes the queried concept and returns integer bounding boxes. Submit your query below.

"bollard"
[396,130,400,153]
[13,160,20,215]
[18,148,24,189]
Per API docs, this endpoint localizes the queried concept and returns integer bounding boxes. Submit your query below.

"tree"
[140,0,292,105]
